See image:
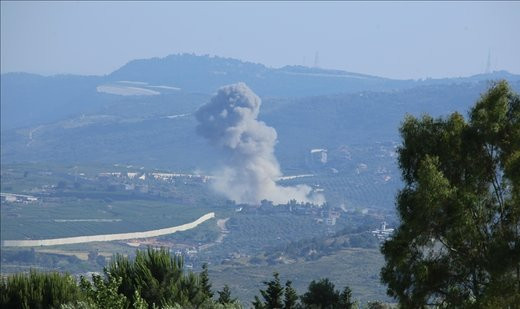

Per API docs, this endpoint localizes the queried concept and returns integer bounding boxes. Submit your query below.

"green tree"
[366,301,390,309]
[0,271,83,309]
[283,281,299,309]
[338,286,355,309]
[201,263,214,299]
[301,278,339,309]
[254,272,299,309]
[381,80,520,308]
[260,272,284,309]
[217,285,236,305]
[79,274,128,309]
[105,247,205,308]
[252,295,266,309]
[179,272,205,307]
[133,289,148,309]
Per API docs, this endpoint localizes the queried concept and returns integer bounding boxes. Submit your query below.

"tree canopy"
[301,278,355,309]
[0,270,83,309]
[1,248,243,309]
[381,80,520,308]
[301,278,339,308]
[253,273,357,309]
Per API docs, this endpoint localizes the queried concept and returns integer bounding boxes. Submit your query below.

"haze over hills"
[2,55,519,305]
[2,54,520,208]
[2,53,520,131]
[2,1,519,306]
[1,54,519,170]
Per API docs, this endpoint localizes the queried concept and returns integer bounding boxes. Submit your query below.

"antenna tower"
[485,49,491,74]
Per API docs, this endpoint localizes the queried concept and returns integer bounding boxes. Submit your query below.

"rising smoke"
[195,83,325,205]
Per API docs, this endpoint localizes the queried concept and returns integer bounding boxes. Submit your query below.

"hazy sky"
[1,1,519,79]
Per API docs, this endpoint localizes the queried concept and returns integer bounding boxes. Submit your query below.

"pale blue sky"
[1,1,519,79]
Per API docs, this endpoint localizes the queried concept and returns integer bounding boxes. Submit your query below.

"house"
[371,221,394,241]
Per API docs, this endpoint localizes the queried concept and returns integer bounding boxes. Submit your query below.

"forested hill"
[3,53,520,131]
[107,54,520,96]
[3,78,518,173]
[106,54,398,97]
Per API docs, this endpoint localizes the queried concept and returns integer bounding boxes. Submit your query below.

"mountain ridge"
[2,53,520,131]
[4,53,518,82]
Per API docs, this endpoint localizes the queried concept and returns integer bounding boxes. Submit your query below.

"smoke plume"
[196,83,325,205]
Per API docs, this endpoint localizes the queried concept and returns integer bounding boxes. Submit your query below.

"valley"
[2,53,519,306]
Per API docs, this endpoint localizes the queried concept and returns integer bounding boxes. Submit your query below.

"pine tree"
[133,289,148,309]
[255,272,284,309]
[0,271,83,308]
[283,281,299,309]
[104,247,201,307]
[252,295,266,309]
[200,263,214,299]
[217,284,236,305]
[339,286,355,309]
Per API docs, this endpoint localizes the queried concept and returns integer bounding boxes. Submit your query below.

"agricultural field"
[1,163,230,240]
[280,171,401,210]
[1,199,215,240]
[1,161,397,294]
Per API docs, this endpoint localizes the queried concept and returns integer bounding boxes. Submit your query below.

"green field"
[0,163,226,241]
[1,199,214,240]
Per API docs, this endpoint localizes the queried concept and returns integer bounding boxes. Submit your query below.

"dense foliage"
[0,248,240,309]
[253,273,356,309]
[218,285,236,305]
[1,249,373,308]
[381,81,520,307]
[0,270,84,308]
[103,247,222,308]
[1,259,371,308]
[301,278,355,309]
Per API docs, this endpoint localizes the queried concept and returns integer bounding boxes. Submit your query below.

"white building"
[310,149,328,164]
[372,221,394,241]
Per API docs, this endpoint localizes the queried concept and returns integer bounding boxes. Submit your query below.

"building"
[310,148,328,164]
[371,221,394,241]
[1,193,38,204]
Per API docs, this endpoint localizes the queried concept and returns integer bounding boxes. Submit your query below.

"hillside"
[3,79,519,172]
[3,53,519,131]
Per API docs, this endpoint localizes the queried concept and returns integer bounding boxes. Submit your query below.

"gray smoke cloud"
[196,83,325,205]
